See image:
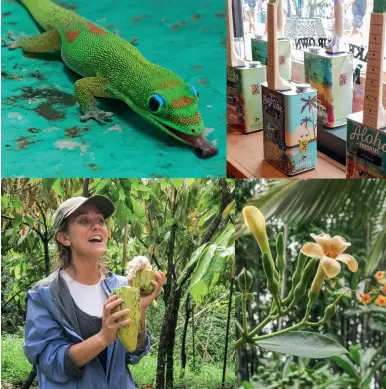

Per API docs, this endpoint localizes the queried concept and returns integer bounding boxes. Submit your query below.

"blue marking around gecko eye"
[189,85,199,98]
[148,94,165,114]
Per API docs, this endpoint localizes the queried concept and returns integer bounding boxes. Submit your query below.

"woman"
[23,195,165,389]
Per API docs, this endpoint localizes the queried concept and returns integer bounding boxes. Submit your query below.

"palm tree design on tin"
[300,96,317,114]
[301,116,312,128]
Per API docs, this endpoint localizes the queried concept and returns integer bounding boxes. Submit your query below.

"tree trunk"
[156,188,178,389]
[155,285,182,389]
[156,180,233,388]
[82,178,90,197]
[122,223,128,275]
[222,261,235,387]
[43,238,50,277]
[180,295,192,379]
[166,287,182,388]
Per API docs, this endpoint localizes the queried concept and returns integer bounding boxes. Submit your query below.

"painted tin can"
[346,111,386,178]
[262,82,318,175]
[226,63,267,133]
[304,50,353,128]
[251,38,292,81]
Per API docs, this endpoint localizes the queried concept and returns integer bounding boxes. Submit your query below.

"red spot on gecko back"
[66,30,80,43]
[86,22,107,35]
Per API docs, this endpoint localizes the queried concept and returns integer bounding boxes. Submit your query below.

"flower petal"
[301,242,324,259]
[330,235,351,257]
[321,255,341,278]
[310,233,332,254]
[335,254,358,273]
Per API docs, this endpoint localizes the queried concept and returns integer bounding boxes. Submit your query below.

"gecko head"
[132,80,218,159]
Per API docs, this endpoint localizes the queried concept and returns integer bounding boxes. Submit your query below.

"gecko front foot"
[80,110,114,123]
[1,31,23,50]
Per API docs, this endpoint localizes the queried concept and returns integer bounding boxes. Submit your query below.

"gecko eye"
[189,85,199,98]
[148,94,165,114]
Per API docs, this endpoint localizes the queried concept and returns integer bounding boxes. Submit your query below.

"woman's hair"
[54,217,108,275]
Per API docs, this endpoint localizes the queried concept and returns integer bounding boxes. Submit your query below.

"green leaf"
[350,269,361,290]
[131,197,145,220]
[1,195,9,209]
[42,178,56,190]
[14,264,21,280]
[331,355,359,379]
[187,244,232,306]
[28,234,36,251]
[52,179,64,196]
[361,347,377,371]
[164,219,176,228]
[254,331,348,358]
[344,307,369,316]
[368,315,386,332]
[171,178,184,189]
[28,178,41,184]
[12,199,21,210]
[348,345,361,365]
[17,234,27,246]
[214,223,235,247]
[363,356,386,387]
[5,229,13,237]
[177,243,209,287]
[118,188,126,201]
[116,200,127,229]
[132,183,152,192]
[185,244,217,303]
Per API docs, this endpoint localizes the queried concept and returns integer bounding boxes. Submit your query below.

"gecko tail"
[18,0,64,31]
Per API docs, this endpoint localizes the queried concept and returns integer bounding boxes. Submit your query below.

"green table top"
[1,0,226,177]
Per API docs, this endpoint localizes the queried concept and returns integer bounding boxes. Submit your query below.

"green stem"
[248,310,274,338]
[242,294,247,334]
[251,321,306,342]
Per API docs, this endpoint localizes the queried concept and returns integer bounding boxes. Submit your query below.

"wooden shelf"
[227,126,346,178]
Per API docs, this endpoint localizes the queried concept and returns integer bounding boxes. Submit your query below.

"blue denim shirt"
[24,270,150,389]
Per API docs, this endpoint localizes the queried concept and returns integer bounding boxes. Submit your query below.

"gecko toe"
[2,31,22,49]
[80,110,114,123]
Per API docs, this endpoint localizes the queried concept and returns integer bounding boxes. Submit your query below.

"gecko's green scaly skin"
[5,0,217,158]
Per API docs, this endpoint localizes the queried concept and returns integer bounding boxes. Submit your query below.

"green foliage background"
[235,179,386,389]
[1,178,236,389]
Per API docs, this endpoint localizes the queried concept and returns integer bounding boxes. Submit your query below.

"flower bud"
[262,252,280,298]
[242,206,270,254]
[237,267,254,292]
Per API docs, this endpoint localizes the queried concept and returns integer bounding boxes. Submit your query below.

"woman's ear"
[56,232,71,247]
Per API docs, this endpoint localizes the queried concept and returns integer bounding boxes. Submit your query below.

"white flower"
[301,233,358,278]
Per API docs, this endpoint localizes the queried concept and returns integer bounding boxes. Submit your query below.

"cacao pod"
[110,286,141,352]
[131,269,155,294]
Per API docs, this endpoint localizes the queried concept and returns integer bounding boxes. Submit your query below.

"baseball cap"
[53,195,115,231]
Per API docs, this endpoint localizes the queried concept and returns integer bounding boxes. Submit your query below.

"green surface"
[1,0,226,177]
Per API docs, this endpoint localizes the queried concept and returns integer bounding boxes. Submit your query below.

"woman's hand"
[140,271,166,311]
[99,295,131,346]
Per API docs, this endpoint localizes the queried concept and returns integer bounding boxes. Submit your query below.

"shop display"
[251,38,292,81]
[304,47,353,127]
[227,64,267,133]
[263,0,317,175]
[347,0,386,178]
[303,0,353,128]
[226,0,266,133]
